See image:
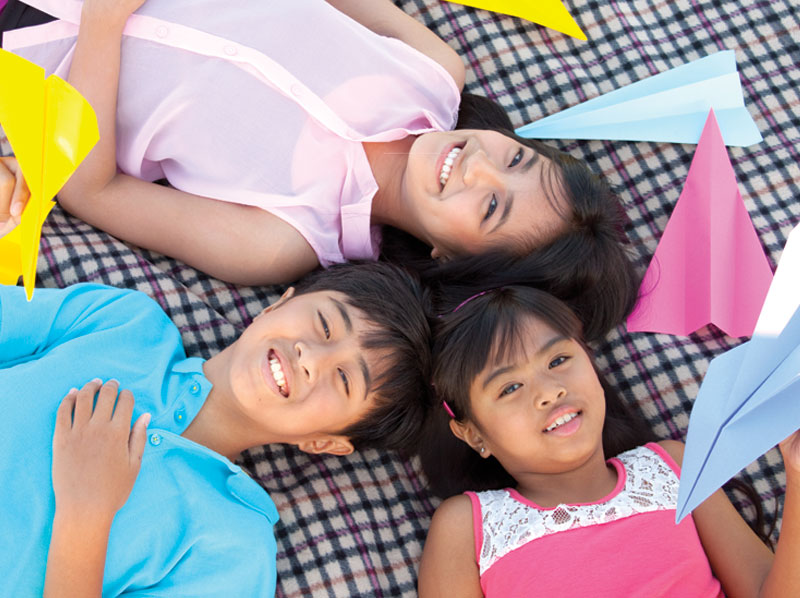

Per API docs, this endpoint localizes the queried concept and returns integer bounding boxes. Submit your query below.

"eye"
[483,195,498,221]
[508,149,523,168]
[318,312,330,340]
[499,382,522,397]
[549,356,569,369]
[338,368,350,396]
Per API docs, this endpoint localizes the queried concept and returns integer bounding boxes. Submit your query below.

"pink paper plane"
[626,109,773,337]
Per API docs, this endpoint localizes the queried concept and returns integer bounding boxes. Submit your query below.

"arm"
[758,431,800,597]
[58,1,319,284]
[44,380,149,598]
[418,495,483,598]
[0,156,30,239]
[326,0,466,90]
[660,438,800,598]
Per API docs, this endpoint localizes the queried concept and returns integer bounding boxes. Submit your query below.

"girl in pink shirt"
[1,0,636,338]
[417,286,800,598]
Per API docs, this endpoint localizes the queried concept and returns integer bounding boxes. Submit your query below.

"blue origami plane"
[676,224,800,522]
[516,51,762,146]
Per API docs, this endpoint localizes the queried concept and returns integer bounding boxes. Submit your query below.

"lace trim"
[476,445,679,575]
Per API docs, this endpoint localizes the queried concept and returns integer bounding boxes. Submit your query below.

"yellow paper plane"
[444,0,586,41]
[0,48,99,299]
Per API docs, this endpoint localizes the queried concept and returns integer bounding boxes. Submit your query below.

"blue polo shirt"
[0,284,278,597]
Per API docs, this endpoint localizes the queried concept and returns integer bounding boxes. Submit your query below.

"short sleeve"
[0,284,169,367]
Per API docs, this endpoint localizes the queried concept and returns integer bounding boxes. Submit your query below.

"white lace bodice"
[474,445,679,575]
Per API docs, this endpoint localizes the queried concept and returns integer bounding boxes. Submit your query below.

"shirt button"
[223,45,238,56]
[290,84,303,98]
[190,383,200,396]
[149,433,162,446]
[155,26,168,38]
[174,408,186,424]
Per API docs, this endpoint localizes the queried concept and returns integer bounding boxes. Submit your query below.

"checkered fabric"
[3,0,799,595]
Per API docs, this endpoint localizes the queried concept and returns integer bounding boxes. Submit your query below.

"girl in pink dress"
[0,0,635,339]
[418,286,800,597]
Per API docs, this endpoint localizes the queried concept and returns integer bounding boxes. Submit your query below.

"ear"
[257,286,295,317]
[430,246,450,261]
[449,419,491,458]
[296,435,354,457]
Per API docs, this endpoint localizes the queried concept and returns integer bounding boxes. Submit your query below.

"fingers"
[93,379,121,421]
[66,379,141,430]
[72,378,104,426]
[0,157,29,237]
[54,388,79,437]
[129,413,151,467]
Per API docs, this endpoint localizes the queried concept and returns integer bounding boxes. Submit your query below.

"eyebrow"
[480,333,567,390]
[331,298,352,333]
[331,298,372,400]
[488,151,538,235]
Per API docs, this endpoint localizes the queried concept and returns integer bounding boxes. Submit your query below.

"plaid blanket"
[4,0,799,595]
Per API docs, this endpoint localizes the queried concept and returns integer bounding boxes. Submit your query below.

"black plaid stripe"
[3,0,797,593]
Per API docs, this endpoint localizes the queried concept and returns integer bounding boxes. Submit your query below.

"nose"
[463,150,504,190]
[534,380,567,409]
[294,339,335,385]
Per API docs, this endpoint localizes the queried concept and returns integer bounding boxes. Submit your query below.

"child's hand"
[52,379,150,522]
[779,429,800,479]
[0,156,30,239]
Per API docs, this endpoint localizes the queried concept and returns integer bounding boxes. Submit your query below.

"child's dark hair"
[294,261,433,455]
[381,93,638,341]
[419,285,652,498]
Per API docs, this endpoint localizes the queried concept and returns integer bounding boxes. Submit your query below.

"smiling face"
[457,314,606,479]
[224,288,383,452]
[401,129,569,259]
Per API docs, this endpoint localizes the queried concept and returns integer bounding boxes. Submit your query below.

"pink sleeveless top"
[4,0,460,265]
[466,443,725,598]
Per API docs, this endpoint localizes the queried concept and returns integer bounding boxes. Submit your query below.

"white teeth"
[439,147,462,188]
[269,357,287,394]
[545,412,578,432]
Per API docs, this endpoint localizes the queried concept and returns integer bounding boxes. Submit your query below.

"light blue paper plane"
[516,51,762,147]
[676,224,800,522]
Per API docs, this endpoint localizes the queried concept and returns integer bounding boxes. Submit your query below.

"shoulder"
[656,439,685,466]
[1,283,154,324]
[432,494,474,527]
[426,494,477,553]
[419,495,482,597]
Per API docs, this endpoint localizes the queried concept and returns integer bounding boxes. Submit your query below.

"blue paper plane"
[516,51,762,147]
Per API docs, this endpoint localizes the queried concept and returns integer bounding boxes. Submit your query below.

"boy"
[0,262,432,597]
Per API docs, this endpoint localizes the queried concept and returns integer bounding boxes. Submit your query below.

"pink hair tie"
[442,400,456,419]
[451,290,492,313]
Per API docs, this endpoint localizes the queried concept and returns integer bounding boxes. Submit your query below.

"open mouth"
[268,350,289,397]
[544,411,580,432]
[438,145,463,190]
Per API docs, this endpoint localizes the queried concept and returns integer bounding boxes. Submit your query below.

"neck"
[514,447,618,508]
[180,350,280,461]
[363,137,428,241]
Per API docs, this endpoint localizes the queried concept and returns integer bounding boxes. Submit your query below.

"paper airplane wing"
[676,312,800,521]
[676,342,749,521]
[626,110,772,337]
[754,223,800,337]
[516,51,761,146]
[0,48,98,300]
[444,0,586,41]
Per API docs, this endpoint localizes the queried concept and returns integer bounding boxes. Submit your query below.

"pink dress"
[466,443,725,597]
[4,0,460,265]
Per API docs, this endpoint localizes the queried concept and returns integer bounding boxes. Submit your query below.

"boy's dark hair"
[294,262,432,455]
[419,285,652,498]
[381,93,639,341]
